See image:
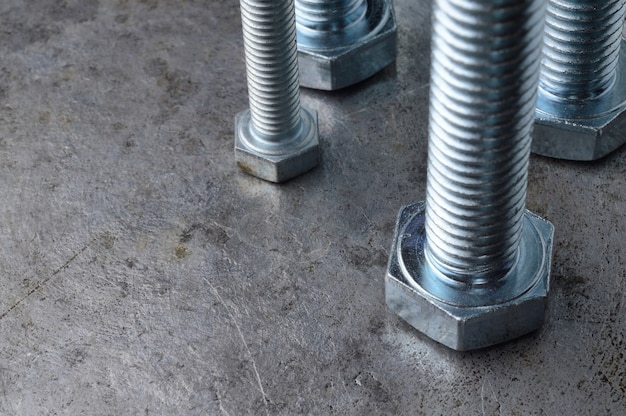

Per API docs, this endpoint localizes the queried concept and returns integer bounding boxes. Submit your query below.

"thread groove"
[424,0,544,282]
[295,0,367,33]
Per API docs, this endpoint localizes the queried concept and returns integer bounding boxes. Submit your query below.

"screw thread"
[540,0,626,101]
[424,0,545,283]
[295,0,367,33]
[240,0,302,139]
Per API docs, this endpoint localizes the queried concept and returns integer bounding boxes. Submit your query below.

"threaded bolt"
[385,0,554,351]
[235,0,320,183]
[540,0,626,101]
[242,0,302,137]
[295,0,368,41]
[425,0,545,283]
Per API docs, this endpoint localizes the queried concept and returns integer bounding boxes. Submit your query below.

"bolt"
[385,0,554,351]
[235,0,320,183]
[533,0,626,161]
[295,0,397,90]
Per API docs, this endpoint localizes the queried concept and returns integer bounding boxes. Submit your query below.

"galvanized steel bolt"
[295,0,397,90]
[533,0,626,160]
[386,0,554,351]
[235,0,320,183]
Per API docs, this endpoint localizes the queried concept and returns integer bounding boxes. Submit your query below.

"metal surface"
[0,0,625,414]
[295,0,397,90]
[386,0,552,351]
[533,0,626,161]
[235,0,319,182]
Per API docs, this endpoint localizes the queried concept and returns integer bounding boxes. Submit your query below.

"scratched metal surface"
[0,0,624,414]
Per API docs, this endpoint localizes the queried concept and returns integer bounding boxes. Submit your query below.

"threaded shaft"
[540,0,626,101]
[295,0,367,33]
[240,0,303,140]
[424,0,545,283]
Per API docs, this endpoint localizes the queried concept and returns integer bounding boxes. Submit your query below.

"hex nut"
[235,108,319,183]
[296,0,397,91]
[385,202,554,351]
[533,41,626,161]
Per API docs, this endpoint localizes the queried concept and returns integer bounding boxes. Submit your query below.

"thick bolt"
[295,0,397,90]
[235,0,320,183]
[533,0,626,161]
[385,0,554,351]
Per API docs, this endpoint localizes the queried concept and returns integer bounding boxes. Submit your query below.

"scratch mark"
[490,379,502,416]
[341,107,371,120]
[309,240,332,263]
[481,378,502,416]
[202,276,269,416]
[354,204,373,227]
[214,384,232,416]
[0,239,93,321]
[481,378,486,416]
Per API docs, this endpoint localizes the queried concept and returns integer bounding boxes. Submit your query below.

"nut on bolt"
[533,0,626,161]
[295,0,397,90]
[534,44,626,161]
[235,108,319,183]
[386,203,554,351]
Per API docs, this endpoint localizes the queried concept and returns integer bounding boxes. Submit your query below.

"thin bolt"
[236,0,320,182]
[425,0,545,282]
[540,0,626,101]
[240,0,302,139]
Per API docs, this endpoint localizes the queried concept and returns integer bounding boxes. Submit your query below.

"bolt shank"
[424,0,546,283]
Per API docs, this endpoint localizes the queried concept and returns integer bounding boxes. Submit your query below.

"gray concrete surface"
[0,0,624,414]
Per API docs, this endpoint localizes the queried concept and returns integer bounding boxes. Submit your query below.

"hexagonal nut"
[385,202,554,351]
[235,108,319,183]
[296,0,397,91]
[533,43,626,161]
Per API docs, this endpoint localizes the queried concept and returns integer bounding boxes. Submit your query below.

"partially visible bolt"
[385,0,554,351]
[295,0,397,90]
[235,0,320,183]
[533,0,626,161]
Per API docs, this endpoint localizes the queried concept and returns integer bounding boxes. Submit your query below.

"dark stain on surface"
[180,223,230,247]
[347,245,387,272]
[144,58,199,121]
[100,232,117,250]
[48,0,100,24]
[174,245,190,259]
